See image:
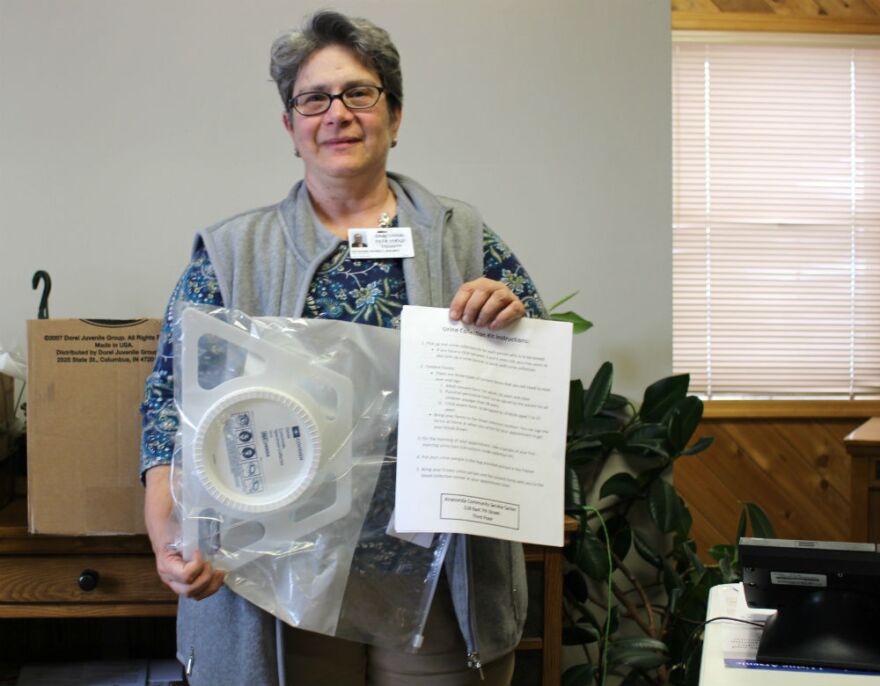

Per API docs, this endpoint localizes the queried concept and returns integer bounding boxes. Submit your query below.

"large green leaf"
[583,416,624,437]
[562,664,596,686]
[608,653,669,672]
[552,311,593,334]
[667,396,703,455]
[677,500,694,540]
[621,670,653,686]
[564,569,588,603]
[625,422,667,441]
[563,540,578,565]
[647,478,685,533]
[603,515,633,567]
[566,446,604,467]
[640,374,690,423]
[607,637,669,671]
[707,543,736,563]
[583,361,613,419]
[604,392,630,412]
[565,436,602,456]
[563,623,600,645]
[682,539,705,574]
[624,423,671,458]
[607,604,620,634]
[662,558,685,596]
[676,566,715,623]
[719,556,735,583]
[681,435,714,456]
[595,432,627,451]
[704,563,724,590]
[599,472,641,500]
[745,502,776,538]
[577,607,602,630]
[565,467,584,510]
[667,586,683,618]
[735,507,746,542]
[608,637,669,653]
[567,379,585,437]
[567,436,603,453]
[636,466,667,489]
[633,530,663,569]
[623,439,670,459]
[577,524,611,580]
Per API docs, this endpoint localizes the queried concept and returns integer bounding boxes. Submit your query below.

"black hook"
[32,270,51,320]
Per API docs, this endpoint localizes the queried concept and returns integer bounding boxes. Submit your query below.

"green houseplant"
[562,362,774,686]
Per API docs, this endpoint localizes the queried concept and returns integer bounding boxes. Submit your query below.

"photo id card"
[348,227,415,259]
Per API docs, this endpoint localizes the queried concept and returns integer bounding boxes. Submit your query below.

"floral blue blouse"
[139,227,545,476]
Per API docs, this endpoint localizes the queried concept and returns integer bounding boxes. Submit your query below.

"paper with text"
[395,306,572,546]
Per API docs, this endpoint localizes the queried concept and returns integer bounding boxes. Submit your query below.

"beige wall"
[0,0,671,398]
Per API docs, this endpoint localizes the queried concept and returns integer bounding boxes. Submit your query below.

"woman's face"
[283,44,401,185]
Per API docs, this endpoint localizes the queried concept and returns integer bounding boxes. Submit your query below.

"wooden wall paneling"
[703,401,880,419]
[675,450,742,541]
[673,12,880,33]
[712,0,774,12]
[675,416,866,560]
[769,0,829,16]
[671,0,880,16]
[672,0,723,12]
[677,422,806,544]
[726,421,851,535]
[710,421,819,535]
[808,420,858,496]
[731,421,849,538]
[671,0,880,32]
[816,0,880,17]
[687,511,731,559]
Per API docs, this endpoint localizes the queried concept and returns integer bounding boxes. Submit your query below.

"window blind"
[672,38,880,398]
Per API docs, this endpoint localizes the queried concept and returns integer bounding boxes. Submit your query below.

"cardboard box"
[27,319,161,535]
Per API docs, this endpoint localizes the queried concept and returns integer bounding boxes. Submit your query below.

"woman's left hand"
[449,277,525,330]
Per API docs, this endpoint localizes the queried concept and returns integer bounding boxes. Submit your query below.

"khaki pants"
[283,580,515,686]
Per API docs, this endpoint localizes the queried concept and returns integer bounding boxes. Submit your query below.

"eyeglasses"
[288,85,385,116]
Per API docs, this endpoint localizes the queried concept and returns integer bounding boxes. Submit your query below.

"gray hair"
[270,10,402,115]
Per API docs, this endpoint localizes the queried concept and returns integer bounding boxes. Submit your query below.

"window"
[672,34,880,398]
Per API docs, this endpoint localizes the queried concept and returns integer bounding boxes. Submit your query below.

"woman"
[141,10,545,686]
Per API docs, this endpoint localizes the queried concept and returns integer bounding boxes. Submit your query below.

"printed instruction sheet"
[395,305,572,546]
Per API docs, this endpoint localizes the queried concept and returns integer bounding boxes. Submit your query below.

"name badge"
[348,227,415,259]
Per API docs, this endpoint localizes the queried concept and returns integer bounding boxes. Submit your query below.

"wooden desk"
[844,418,880,543]
[0,498,574,685]
[0,498,175,618]
[519,516,578,686]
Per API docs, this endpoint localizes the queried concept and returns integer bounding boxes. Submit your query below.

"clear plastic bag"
[171,305,446,649]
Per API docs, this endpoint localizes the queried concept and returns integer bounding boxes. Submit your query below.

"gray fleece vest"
[176,173,526,686]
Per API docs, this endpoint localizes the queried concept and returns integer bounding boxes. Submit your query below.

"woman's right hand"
[155,548,225,601]
[144,465,225,600]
